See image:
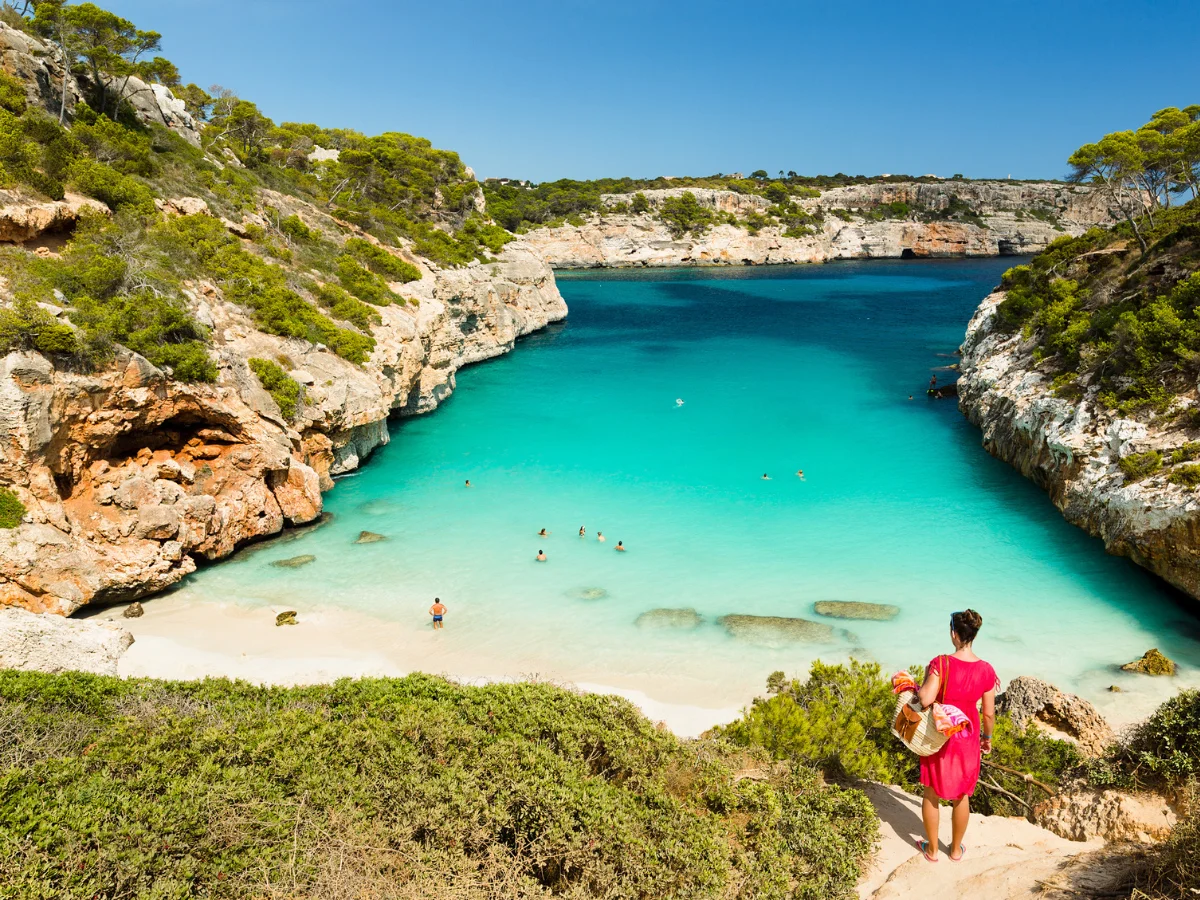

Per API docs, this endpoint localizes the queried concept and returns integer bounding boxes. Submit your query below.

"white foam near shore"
[103,597,743,738]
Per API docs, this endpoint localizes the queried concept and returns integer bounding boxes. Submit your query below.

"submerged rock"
[122,601,144,618]
[997,676,1113,757]
[1121,649,1175,676]
[271,554,316,569]
[354,531,387,544]
[813,600,900,621]
[718,614,834,643]
[0,607,133,675]
[570,587,608,601]
[635,608,703,629]
[275,610,297,626]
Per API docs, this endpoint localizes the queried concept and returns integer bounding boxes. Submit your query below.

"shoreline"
[96,597,745,738]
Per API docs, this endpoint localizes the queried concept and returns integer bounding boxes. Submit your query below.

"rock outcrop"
[957,290,1200,601]
[522,182,1119,268]
[1035,786,1177,843]
[0,606,133,674]
[997,676,1114,756]
[0,229,566,614]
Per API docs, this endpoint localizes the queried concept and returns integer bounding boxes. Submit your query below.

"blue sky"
[105,0,1200,183]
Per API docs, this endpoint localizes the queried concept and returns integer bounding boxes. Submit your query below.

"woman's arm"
[916,666,941,708]
[980,689,996,754]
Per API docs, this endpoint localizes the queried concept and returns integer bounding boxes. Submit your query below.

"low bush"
[0,671,880,899]
[718,660,1081,818]
[313,283,380,332]
[343,237,421,282]
[67,157,155,214]
[336,255,394,306]
[279,214,316,243]
[1170,464,1200,488]
[1104,690,1200,788]
[1121,450,1164,481]
[0,486,25,528]
[659,191,717,238]
[0,298,79,355]
[248,357,301,420]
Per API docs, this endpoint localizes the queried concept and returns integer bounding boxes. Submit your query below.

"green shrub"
[0,72,26,115]
[659,191,717,238]
[0,299,79,355]
[1171,442,1200,464]
[336,255,393,305]
[279,214,316,242]
[0,486,25,528]
[1109,691,1200,787]
[343,236,420,282]
[1120,450,1163,481]
[719,660,1081,818]
[67,157,155,214]
[1170,464,1200,488]
[631,191,650,214]
[248,357,301,419]
[313,283,380,332]
[0,671,879,899]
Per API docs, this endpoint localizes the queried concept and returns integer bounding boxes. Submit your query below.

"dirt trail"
[859,783,1106,899]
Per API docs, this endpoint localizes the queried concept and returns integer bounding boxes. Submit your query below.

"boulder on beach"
[635,608,703,629]
[813,600,899,621]
[0,607,133,676]
[275,610,297,627]
[355,531,387,544]
[570,587,608,601]
[122,601,144,618]
[1121,648,1175,676]
[271,554,316,569]
[997,676,1114,757]
[718,614,834,643]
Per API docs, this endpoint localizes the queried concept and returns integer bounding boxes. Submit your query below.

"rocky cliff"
[957,289,1200,600]
[522,182,1119,268]
[0,216,565,615]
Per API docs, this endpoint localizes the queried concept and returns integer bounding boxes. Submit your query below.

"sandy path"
[858,783,1104,899]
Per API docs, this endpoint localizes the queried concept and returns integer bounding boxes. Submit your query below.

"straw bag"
[891,655,950,757]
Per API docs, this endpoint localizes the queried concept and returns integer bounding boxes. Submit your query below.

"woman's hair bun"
[951,608,983,642]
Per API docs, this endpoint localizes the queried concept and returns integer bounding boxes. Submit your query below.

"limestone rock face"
[523,182,1118,268]
[997,676,1114,756]
[958,290,1200,601]
[1035,787,1176,843]
[0,606,133,675]
[0,191,109,243]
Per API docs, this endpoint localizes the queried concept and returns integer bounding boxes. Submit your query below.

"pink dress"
[919,656,998,800]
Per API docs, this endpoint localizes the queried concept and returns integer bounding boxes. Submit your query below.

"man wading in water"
[429,598,447,629]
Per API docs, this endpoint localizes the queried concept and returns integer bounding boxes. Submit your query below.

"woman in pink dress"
[914,609,997,862]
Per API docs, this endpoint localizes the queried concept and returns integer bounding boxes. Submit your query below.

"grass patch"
[1120,450,1163,481]
[0,487,25,527]
[248,357,301,420]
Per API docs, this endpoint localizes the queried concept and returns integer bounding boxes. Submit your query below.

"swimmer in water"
[536,549,547,562]
[796,469,805,480]
[909,394,914,400]
[615,541,626,552]
[537,528,549,537]
[676,398,685,406]
[762,473,771,480]
[579,525,586,537]
[465,479,471,487]
[429,598,446,630]
[597,532,606,542]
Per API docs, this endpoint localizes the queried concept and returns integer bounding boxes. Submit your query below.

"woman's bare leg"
[921,786,940,857]
[950,795,970,857]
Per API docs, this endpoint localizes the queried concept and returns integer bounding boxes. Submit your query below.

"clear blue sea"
[174,259,1200,715]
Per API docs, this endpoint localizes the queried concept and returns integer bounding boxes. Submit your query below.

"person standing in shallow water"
[429,598,447,630]
[914,609,997,863]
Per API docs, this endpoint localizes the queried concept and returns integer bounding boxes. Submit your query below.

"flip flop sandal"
[914,838,938,862]
[949,844,966,862]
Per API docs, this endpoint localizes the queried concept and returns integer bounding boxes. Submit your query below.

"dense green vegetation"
[716,661,1081,818]
[248,357,301,420]
[993,106,1200,418]
[0,670,879,899]
[0,486,25,527]
[0,0,525,384]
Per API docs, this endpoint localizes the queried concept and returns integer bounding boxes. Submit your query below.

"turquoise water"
[176,259,1200,714]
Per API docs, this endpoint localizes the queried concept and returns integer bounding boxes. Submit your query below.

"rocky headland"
[521,182,1120,268]
[958,286,1200,601]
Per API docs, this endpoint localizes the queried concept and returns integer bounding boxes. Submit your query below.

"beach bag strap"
[937,655,949,705]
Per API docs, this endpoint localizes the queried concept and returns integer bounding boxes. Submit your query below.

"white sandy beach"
[98,596,745,738]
